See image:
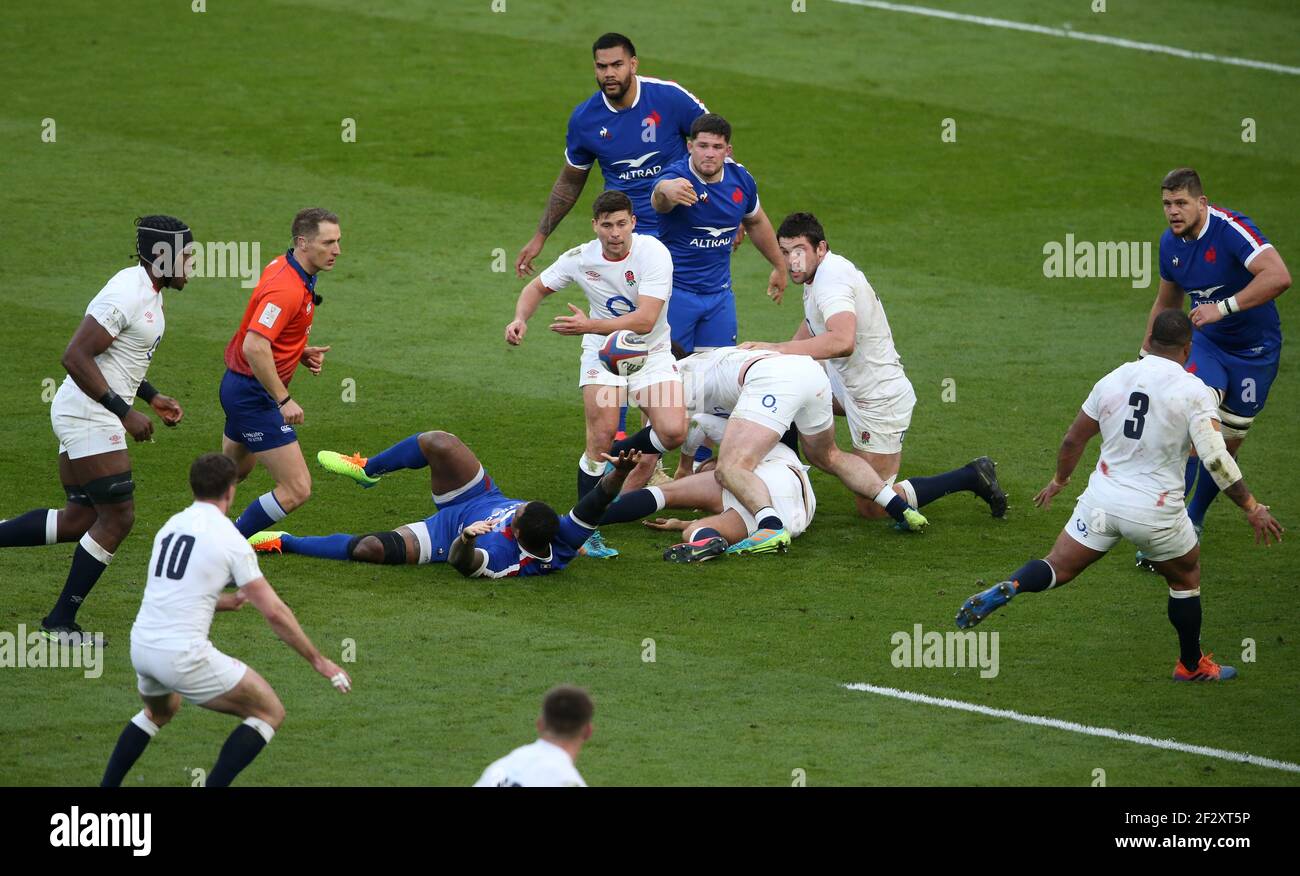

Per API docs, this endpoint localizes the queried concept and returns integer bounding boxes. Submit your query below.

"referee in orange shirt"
[220,208,339,537]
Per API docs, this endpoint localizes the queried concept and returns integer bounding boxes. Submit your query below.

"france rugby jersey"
[471,502,590,579]
[565,75,707,235]
[655,156,760,295]
[1159,205,1281,356]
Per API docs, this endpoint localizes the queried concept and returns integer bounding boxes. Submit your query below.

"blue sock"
[694,446,713,465]
[600,487,663,525]
[1184,457,1200,497]
[905,465,980,507]
[692,526,722,542]
[364,434,427,477]
[883,494,911,525]
[617,405,628,434]
[611,427,665,456]
[280,533,354,561]
[754,506,784,531]
[1186,461,1221,527]
[234,491,287,538]
[1008,558,1056,593]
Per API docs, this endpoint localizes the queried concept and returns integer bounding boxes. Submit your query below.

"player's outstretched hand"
[661,178,698,207]
[1033,477,1067,509]
[461,519,494,540]
[315,656,352,693]
[302,345,331,375]
[150,394,184,426]
[281,399,305,426]
[550,303,591,336]
[123,409,154,442]
[600,449,642,474]
[516,233,545,278]
[1246,503,1284,546]
[767,266,786,304]
[505,319,528,346]
[643,517,687,531]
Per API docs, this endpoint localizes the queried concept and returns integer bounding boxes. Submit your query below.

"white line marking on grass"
[832,0,1300,77]
[843,682,1300,774]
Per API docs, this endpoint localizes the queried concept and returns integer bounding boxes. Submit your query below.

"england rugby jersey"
[58,265,164,404]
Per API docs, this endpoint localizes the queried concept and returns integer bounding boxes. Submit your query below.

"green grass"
[0,0,1296,786]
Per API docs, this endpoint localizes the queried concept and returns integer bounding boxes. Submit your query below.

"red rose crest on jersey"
[731,187,744,203]
[625,270,636,286]
[1205,246,1217,263]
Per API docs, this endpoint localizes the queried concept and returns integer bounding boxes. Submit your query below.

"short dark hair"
[541,685,594,738]
[513,501,560,556]
[1161,167,1203,198]
[190,453,237,500]
[776,212,826,249]
[1149,308,1193,350]
[592,32,635,57]
[592,190,634,221]
[689,113,732,143]
[291,208,339,245]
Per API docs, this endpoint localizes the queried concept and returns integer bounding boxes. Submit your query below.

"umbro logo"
[612,151,659,169]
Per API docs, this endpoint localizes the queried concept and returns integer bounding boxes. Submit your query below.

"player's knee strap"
[347,530,407,565]
[63,484,94,508]
[82,471,135,505]
[1217,406,1254,441]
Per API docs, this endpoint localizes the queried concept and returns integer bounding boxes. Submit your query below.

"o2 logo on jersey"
[1075,517,1087,534]
[605,295,636,317]
[762,394,777,412]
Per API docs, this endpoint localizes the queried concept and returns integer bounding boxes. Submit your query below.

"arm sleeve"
[243,287,301,344]
[1080,380,1104,420]
[815,275,858,320]
[85,278,136,337]
[538,248,580,293]
[469,533,523,579]
[227,539,264,588]
[556,512,594,549]
[564,110,595,170]
[1158,234,1174,282]
[637,242,673,301]
[1223,212,1272,268]
[743,170,760,219]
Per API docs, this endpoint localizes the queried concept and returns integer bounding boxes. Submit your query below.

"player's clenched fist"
[659,178,699,207]
[505,319,529,346]
[280,399,305,426]
[123,409,154,442]
[150,393,184,426]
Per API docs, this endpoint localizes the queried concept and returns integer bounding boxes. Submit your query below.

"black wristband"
[277,394,292,408]
[98,390,132,419]
[137,380,159,404]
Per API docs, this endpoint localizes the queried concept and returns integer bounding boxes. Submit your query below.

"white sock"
[872,486,897,510]
[895,480,918,508]
[647,486,666,511]
[79,532,114,564]
[243,716,275,744]
[45,509,59,546]
[648,429,668,454]
[131,710,160,737]
[259,491,287,522]
[578,453,606,477]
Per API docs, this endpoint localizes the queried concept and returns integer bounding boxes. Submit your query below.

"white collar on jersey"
[512,508,554,563]
[688,154,725,186]
[600,74,642,113]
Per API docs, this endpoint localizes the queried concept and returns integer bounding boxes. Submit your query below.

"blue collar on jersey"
[285,249,321,303]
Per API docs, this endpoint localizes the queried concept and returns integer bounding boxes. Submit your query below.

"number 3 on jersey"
[1123,391,1149,439]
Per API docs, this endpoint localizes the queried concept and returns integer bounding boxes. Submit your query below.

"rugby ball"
[598,330,649,377]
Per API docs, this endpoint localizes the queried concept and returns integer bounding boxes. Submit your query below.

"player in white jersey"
[955,310,1282,681]
[593,412,817,562]
[474,685,593,787]
[100,453,351,787]
[506,191,687,558]
[675,346,928,556]
[0,217,190,646]
[744,212,1006,522]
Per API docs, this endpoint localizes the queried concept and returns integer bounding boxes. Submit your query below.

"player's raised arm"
[1034,410,1101,509]
[1190,247,1292,329]
[741,207,788,303]
[506,277,556,345]
[1188,416,1284,544]
[240,577,351,692]
[61,317,154,442]
[652,177,697,212]
[517,163,591,278]
[448,520,494,577]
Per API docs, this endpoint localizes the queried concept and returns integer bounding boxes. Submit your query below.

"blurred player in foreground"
[474,686,594,787]
[219,208,338,538]
[956,310,1282,681]
[101,454,350,788]
[251,431,641,579]
[0,216,190,645]
[507,190,686,559]
[746,212,1006,522]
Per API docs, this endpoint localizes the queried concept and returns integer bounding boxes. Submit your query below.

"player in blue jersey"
[652,113,787,353]
[247,432,641,579]
[514,33,710,278]
[1138,168,1290,562]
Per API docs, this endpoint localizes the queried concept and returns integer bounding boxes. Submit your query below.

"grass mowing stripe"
[832,0,1300,76]
[844,682,1300,774]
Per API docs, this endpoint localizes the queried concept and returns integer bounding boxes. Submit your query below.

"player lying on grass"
[102,454,350,788]
[598,413,816,562]
[507,189,686,559]
[0,216,190,646]
[250,430,641,578]
[745,211,1007,522]
[630,346,929,555]
[955,309,1283,681]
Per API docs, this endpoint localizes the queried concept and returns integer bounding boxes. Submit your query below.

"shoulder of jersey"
[638,75,704,103]
[636,233,671,255]
[565,244,585,258]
